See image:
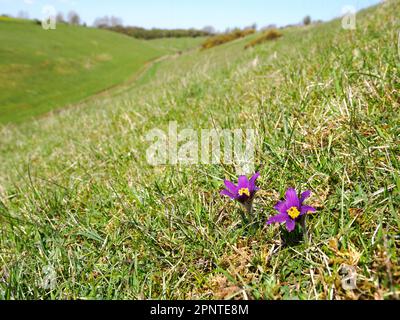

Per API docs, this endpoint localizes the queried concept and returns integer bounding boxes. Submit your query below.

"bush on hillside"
[201,28,256,50]
[244,29,283,49]
[303,15,312,26]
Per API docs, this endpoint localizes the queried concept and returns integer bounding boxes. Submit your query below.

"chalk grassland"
[147,37,207,53]
[0,1,399,299]
[0,19,203,124]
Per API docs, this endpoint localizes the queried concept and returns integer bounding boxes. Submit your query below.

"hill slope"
[0,1,399,299]
[0,19,189,124]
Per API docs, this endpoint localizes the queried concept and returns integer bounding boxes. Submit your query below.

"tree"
[68,11,80,25]
[110,16,122,27]
[247,23,257,31]
[93,16,110,28]
[202,26,216,35]
[303,15,312,26]
[56,12,65,23]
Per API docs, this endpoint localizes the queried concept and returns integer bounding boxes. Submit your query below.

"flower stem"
[300,215,308,244]
[239,201,253,225]
[242,201,253,216]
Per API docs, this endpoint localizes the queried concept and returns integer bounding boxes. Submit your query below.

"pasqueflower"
[267,188,316,232]
[220,172,260,203]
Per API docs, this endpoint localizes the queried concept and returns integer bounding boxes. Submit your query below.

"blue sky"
[0,0,381,30]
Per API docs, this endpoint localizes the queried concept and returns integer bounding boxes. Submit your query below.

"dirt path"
[37,44,199,121]
[36,53,176,121]
[76,53,175,102]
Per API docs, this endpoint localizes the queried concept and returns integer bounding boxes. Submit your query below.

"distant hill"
[0,18,201,124]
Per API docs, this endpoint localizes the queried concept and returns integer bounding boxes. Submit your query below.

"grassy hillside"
[0,1,399,300]
[0,19,201,124]
[147,37,207,53]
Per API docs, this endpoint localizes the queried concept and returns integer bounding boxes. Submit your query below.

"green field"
[0,19,204,124]
[147,37,207,53]
[0,1,399,300]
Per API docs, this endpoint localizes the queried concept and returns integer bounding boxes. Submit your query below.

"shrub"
[244,29,283,49]
[303,15,312,26]
[201,28,255,50]
[101,25,212,40]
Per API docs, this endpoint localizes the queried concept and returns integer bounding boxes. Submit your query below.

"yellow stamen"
[238,188,250,197]
[287,207,300,219]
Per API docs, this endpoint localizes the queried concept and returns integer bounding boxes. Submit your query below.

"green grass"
[147,37,206,53]
[0,1,399,300]
[0,19,201,124]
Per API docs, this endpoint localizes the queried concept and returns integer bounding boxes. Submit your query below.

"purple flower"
[220,172,260,205]
[266,188,316,232]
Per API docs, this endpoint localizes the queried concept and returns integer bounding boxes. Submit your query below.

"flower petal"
[285,188,300,208]
[300,190,311,203]
[300,205,316,215]
[267,212,288,224]
[285,218,296,232]
[220,190,236,199]
[274,201,288,214]
[249,172,260,192]
[224,180,238,194]
[237,175,249,189]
